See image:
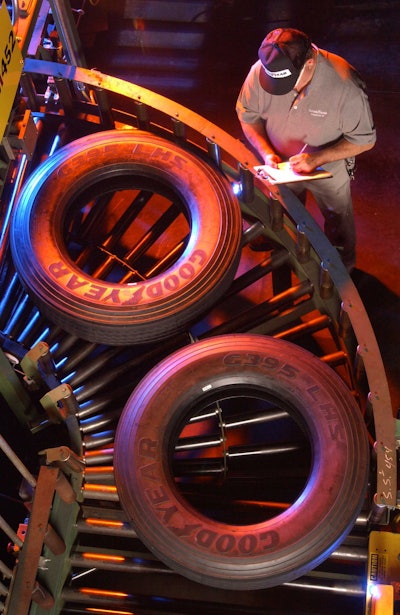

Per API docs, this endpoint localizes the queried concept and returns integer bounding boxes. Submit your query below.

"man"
[236,27,376,272]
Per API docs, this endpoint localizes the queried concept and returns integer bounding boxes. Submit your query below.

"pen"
[298,143,308,154]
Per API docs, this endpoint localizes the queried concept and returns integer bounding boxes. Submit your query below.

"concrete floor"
[307,7,400,415]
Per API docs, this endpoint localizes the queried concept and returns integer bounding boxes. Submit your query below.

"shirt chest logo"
[308,108,328,118]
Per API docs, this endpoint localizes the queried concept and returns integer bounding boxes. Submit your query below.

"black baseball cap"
[258,28,312,95]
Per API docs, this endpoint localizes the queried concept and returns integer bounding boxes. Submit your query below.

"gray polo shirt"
[236,48,376,174]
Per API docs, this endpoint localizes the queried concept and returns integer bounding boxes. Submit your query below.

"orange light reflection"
[86,609,133,615]
[85,518,124,529]
[84,483,117,493]
[82,552,125,563]
[80,588,128,598]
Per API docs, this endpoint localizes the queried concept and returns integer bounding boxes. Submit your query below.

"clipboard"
[255,161,332,184]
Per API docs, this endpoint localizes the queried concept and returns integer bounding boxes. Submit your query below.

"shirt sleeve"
[236,62,266,125]
[339,81,376,146]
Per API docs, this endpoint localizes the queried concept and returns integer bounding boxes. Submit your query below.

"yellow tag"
[368,531,400,585]
[371,584,394,615]
[366,531,400,614]
[0,2,23,141]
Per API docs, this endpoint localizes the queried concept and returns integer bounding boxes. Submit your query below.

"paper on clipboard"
[254,161,332,184]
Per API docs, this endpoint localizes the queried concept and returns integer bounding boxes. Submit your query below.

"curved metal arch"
[20,58,397,508]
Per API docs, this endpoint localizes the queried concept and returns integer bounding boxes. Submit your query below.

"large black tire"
[114,334,370,590]
[10,130,242,345]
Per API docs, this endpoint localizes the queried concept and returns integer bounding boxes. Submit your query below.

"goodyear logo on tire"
[0,2,23,141]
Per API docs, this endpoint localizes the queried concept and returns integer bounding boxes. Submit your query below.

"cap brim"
[258,62,299,95]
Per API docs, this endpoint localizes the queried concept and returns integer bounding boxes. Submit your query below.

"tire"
[114,334,370,590]
[10,130,242,345]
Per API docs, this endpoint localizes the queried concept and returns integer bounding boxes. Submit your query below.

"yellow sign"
[366,530,400,614]
[0,2,23,141]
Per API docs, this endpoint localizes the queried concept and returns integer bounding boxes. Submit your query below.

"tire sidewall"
[10,130,242,343]
[114,334,369,589]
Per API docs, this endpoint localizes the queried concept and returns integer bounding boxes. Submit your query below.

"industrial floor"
[82,0,400,413]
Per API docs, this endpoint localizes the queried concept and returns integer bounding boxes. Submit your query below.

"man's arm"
[240,120,282,167]
[289,138,375,173]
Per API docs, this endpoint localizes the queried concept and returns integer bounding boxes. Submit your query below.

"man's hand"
[288,152,319,173]
[264,152,282,168]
